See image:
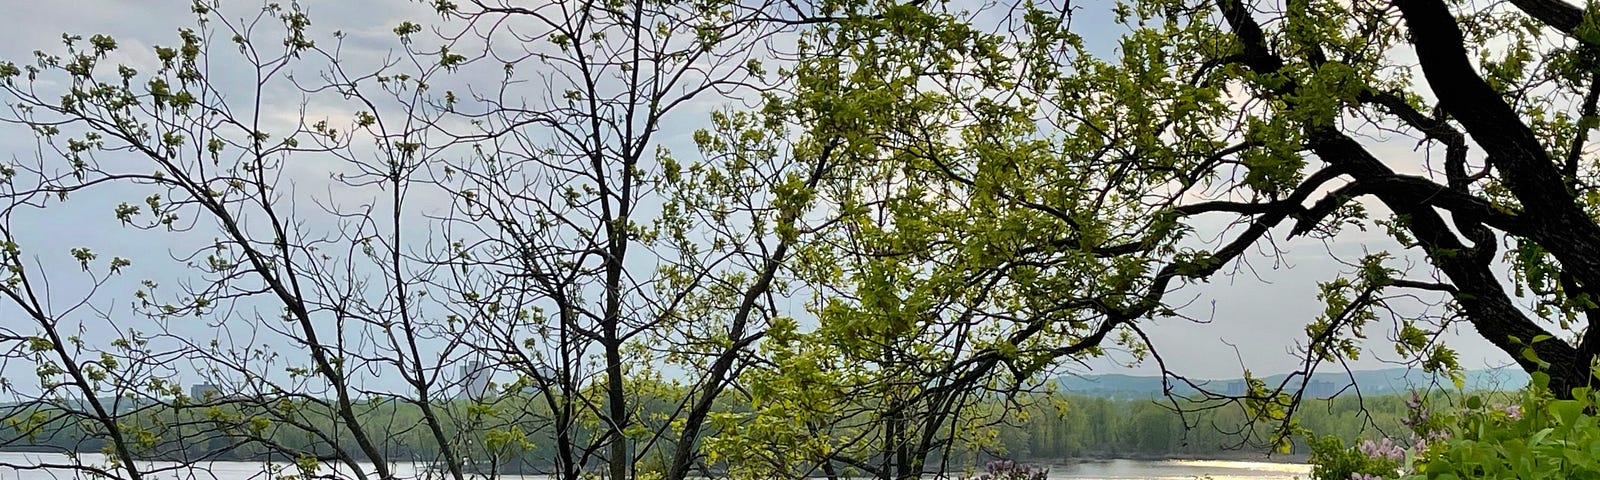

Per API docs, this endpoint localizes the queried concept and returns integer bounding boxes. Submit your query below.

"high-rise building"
[1304,380,1339,398]
[461,361,492,400]
[191,383,221,401]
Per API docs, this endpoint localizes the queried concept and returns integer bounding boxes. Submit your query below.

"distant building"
[1303,380,1339,398]
[461,361,492,400]
[190,383,222,401]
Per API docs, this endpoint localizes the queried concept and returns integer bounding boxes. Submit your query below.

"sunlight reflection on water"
[1051,458,1310,479]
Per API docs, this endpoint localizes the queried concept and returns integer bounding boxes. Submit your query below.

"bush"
[1307,435,1404,480]
[1307,361,1600,479]
[965,459,1048,480]
[1406,369,1600,479]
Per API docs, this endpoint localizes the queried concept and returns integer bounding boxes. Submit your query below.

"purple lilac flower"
[975,459,1047,480]
[1359,438,1405,462]
[1349,473,1382,480]
[1401,392,1430,427]
[1504,405,1522,420]
[1409,433,1428,453]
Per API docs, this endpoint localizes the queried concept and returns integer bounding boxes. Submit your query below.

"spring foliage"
[7,0,1600,478]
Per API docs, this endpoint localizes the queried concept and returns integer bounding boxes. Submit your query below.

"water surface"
[0,452,1309,480]
[1052,458,1308,479]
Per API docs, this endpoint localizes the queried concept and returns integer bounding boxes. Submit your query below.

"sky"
[0,0,1528,402]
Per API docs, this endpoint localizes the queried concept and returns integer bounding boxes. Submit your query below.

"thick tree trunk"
[1544,355,1594,400]
[606,339,628,480]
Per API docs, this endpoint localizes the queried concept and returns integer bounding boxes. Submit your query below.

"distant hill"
[1053,367,1529,399]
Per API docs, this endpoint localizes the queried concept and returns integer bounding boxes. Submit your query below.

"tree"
[423,0,841,478]
[755,0,1600,458]
[0,1,839,480]
[14,0,1600,478]
[0,3,495,479]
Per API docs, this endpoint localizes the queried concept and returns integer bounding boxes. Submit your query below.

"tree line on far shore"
[3,386,1465,472]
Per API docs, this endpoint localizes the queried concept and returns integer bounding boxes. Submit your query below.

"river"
[0,452,1309,480]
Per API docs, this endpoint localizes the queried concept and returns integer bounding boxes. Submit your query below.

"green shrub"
[1406,369,1600,479]
[1308,360,1600,479]
[1307,435,1403,480]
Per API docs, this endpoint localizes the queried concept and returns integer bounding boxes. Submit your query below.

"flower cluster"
[971,460,1048,480]
[1358,438,1404,463]
[1310,392,1446,480]
[1399,392,1430,428]
[1411,428,1450,453]
[1306,434,1406,480]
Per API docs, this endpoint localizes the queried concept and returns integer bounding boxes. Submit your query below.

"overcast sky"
[0,0,1527,400]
